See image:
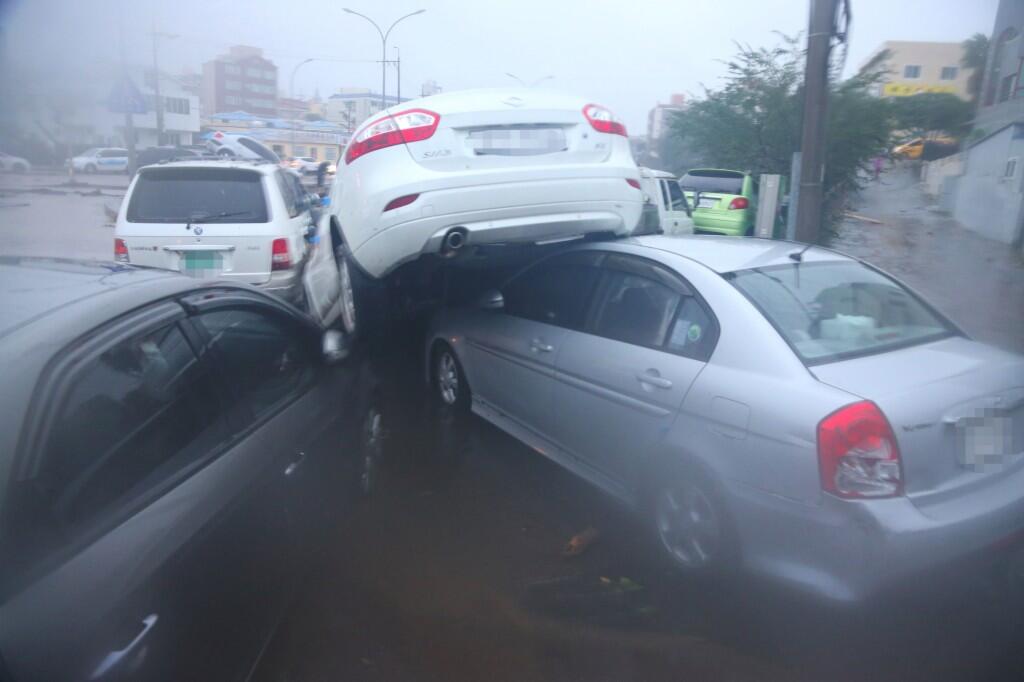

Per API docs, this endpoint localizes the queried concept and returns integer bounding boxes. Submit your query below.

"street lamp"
[342,8,425,108]
[506,73,554,88]
[290,58,315,99]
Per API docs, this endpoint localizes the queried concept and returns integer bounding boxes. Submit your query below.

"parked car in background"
[680,169,757,236]
[326,87,643,336]
[636,167,694,236]
[115,160,344,327]
[136,146,212,168]
[426,235,1024,604]
[892,135,959,161]
[0,151,30,173]
[204,131,281,163]
[0,257,381,681]
[67,147,129,174]
[290,156,320,174]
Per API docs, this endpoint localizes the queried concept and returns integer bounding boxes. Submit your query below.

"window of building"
[999,73,1016,103]
[225,80,241,91]
[225,95,242,105]
[324,147,337,160]
[224,64,241,76]
[309,147,318,160]
[165,97,190,115]
[903,65,922,79]
[940,66,958,81]
[1006,157,1018,180]
[245,67,264,78]
[292,145,308,156]
[263,70,275,80]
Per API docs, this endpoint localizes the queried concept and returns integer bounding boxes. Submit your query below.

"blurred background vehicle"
[892,135,960,161]
[636,167,695,236]
[0,257,380,682]
[66,147,129,174]
[0,151,30,173]
[136,146,214,167]
[204,131,281,163]
[680,169,758,236]
[289,156,320,174]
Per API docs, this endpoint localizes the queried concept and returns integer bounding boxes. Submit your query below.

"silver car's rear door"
[551,255,716,491]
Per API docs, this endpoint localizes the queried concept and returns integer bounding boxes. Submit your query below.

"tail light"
[626,178,641,189]
[345,109,440,164]
[383,193,420,212]
[818,401,902,499]
[114,238,129,263]
[582,104,627,136]
[728,197,749,210]
[271,238,292,271]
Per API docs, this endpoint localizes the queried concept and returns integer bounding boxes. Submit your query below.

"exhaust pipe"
[441,227,468,257]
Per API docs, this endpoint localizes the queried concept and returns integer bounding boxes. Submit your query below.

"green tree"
[668,35,893,233]
[961,33,990,106]
[890,92,974,137]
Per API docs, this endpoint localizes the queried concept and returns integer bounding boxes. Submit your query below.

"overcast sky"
[1,0,999,131]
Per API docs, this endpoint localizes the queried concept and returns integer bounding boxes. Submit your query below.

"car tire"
[84,164,96,174]
[217,148,234,158]
[335,243,360,336]
[432,343,471,414]
[355,400,385,497]
[651,464,737,578]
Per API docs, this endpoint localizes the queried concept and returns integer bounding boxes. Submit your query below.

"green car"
[680,169,758,236]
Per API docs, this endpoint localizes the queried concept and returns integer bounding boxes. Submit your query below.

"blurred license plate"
[956,414,1015,472]
[182,251,222,278]
[469,126,566,156]
[698,198,718,209]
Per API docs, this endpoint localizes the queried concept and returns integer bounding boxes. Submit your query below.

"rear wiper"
[185,211,251,229]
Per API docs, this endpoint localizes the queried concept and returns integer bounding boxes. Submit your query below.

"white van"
[636,167,695,236]
[114,160,344,326]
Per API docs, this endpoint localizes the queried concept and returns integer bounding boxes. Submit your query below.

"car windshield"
[727,261,954,364]
[680,172,744,194]
[126,167,268,223]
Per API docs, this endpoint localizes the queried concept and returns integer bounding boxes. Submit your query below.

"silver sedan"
[425,235,1024,603]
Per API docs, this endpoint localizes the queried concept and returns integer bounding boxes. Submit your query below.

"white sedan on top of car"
[323,88,644,335]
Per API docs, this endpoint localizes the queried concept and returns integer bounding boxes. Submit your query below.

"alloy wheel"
[437,352,459,406]
[338,255,357,335]
[655,482,722,569]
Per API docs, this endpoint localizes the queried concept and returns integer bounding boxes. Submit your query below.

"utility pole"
[794,0,841,244]
[395,47,401,103]
[343,9,425,108]
[149,24,178,145]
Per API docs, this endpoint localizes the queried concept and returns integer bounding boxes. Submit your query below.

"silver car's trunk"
[811,336,1024,511]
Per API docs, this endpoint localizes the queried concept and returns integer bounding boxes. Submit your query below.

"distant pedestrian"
[316,160,329,188]
[872,155,885,181]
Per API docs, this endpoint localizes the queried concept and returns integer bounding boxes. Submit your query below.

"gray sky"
[1,0,998,130]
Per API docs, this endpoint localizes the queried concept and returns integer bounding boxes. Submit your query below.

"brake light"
[582,104,627,136]
[271,238,291,271]
[114,238,129,263]
[383,193,420,212]
[345,108,440,164]
[818,401,902,499]
[728,197,749,210]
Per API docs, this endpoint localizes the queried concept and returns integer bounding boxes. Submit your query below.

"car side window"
[659,180,672,211]
[289,174,308,213]
[666,297,717,360]
[667,181,688,212]
[502,253,602,330]
[37,322,228,531]
[275,171,300,218]
[592,271,680,347]
[195,307,316,420]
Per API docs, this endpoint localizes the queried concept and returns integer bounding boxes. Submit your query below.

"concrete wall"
[862,41,974,99]
[953,125,1024,245]
[921,153,963,198]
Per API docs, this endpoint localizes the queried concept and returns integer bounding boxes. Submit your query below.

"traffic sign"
[108,75,148,114]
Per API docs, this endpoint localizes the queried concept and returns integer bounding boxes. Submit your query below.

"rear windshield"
[127,168,269,223]
[680,172,743,194]
[727,261,954,364]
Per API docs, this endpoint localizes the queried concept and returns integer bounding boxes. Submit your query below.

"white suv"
[115,160,344,327]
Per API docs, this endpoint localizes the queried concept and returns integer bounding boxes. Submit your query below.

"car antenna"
[788,241,814,262]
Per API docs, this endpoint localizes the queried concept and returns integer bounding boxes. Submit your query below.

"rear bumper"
[692,211,749,235]
[345,177,642,278]
[728,468,1024,603]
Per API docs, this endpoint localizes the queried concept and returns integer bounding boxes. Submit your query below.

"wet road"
[252,318,1024,682]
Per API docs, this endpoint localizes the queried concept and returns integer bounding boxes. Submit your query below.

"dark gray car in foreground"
[0,258,380,681]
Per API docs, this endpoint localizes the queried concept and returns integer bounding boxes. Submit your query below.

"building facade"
[322,88,407,131]
[975,0,1024,134]
[860,41,973,99]
[647,94,686,142]
[202,46,279,117]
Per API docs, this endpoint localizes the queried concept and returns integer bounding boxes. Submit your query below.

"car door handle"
[636,372,673,389]
[284,451,306,476]
[91,614,158,680]
[530,339,554,353]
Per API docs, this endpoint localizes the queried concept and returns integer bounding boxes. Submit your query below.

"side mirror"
[322,329,350,364]
[478,289,504,311]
